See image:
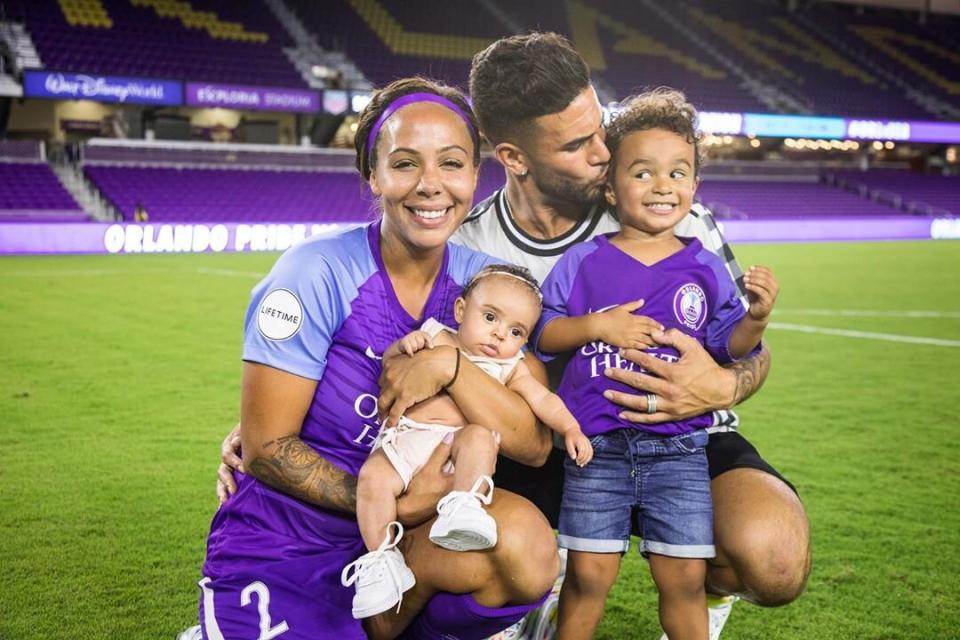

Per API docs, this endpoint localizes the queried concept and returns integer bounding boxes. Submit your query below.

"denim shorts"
[557,428,715,559]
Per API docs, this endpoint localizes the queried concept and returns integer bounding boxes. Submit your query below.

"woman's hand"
[378,345,458,427]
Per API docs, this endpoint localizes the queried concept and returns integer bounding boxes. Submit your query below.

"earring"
[519,169,528,177]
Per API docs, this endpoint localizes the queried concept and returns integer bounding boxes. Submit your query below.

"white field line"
[776,308,960,319]
[769,322,960,348]
[7,268,172,277]
[196,267,264,278]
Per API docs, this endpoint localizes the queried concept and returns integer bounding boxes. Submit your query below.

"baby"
[342,264,589,619]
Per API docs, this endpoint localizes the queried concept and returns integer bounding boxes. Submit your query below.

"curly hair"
[605,87,704,176]
[354,76,481,180]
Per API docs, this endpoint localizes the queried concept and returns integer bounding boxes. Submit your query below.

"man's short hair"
[469,32,591,146]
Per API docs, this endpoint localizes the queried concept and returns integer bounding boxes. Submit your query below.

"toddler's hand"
[743,266,779,321]
[596,299,664,349]
[399,330,434,356]
[565,430,594,467]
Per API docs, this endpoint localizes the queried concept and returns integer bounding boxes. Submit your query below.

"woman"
[198,77,559,640]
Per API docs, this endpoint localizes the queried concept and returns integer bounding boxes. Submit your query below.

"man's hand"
[594,300,664,350]
[378,345,458,427]
[744,265,779,321]
[217,422,244,504]
[602,329,737,423]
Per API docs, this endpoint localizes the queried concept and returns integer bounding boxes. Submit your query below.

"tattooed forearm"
[247,435,357,513]
[728,344,772,406]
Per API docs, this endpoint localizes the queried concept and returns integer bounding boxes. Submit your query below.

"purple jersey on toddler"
[535,234,753,558]
[199,222,545,639]
[535,234,756,437]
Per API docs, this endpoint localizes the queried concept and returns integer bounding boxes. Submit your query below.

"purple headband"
[365,92,475,159]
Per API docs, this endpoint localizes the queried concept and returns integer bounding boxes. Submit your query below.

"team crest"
[673,283,707,330]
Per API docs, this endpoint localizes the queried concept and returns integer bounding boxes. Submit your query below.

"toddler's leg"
[649,555,708,640]
[449,423,498,492]
[556,550,621,640]
[357,449,406,551]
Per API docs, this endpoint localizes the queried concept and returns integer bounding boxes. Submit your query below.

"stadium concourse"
[0,1,958,639]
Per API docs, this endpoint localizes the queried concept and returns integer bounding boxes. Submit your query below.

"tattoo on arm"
[729,345,771,406]
[248,435,357,513]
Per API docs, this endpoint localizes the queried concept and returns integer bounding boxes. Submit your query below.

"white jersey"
[451,187,743,431]
[452,189,745,293]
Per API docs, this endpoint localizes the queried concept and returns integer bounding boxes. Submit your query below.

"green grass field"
[2,240,958,639]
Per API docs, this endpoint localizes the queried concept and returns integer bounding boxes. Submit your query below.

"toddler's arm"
[507,360,593,466]
[729,265,779,358]
[539,299,664,354]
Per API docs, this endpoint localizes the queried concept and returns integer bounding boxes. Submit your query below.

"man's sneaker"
[175,625,202,640]
[341,522,416,619]
[708,595,738,640]
[657,594,738,640]
[429,475,497,551]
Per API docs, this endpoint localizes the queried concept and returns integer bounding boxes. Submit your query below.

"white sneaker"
[341,522,416,619]
[708,595,738,640]
[657,594,738,640]
[175,625,202,640]
[429,475,497,551]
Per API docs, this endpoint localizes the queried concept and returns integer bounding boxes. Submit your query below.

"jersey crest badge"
[673,283,707,330]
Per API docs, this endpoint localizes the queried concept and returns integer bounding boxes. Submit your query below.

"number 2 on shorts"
[241,581,290,640]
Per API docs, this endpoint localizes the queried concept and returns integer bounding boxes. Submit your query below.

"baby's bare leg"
[357,449,405,550]
[449,424,498,492]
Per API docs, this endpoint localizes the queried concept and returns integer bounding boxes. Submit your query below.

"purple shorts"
[200,475,546,639]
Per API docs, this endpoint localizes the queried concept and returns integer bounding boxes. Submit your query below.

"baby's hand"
[743,266,779,321]
[595,300,664,349]
[564,430,594,467]
[399,330,434,356]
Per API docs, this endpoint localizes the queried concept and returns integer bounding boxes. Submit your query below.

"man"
[451,33,810,639]
[209,32,809,640]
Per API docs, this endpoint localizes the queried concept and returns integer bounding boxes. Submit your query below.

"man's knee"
[711,469,811,606]
[492,493,559,602]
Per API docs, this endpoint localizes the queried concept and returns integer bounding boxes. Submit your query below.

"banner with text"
[185,82,320,113]
[24,70,182,105]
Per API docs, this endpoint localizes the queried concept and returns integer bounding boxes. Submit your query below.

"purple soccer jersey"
[535,234,754,438]
[200,221,545,639]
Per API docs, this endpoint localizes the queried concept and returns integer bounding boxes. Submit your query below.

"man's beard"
[530,166,605,215]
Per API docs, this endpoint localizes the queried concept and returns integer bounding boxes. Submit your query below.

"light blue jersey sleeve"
[242,229,370,380]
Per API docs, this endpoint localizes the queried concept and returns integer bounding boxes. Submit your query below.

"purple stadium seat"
[5,0,304,87]
[0,162,86,222]
[83,159,506,223]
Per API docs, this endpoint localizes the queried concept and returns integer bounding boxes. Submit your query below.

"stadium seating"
[83,158,506,222]
[831,169,959,216]
[288,0,957,118]
[0,162,86,221]
[696,179,903,219]
[4,0,303,87]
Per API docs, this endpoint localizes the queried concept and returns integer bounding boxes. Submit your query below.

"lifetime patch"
[257,288,304,341]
